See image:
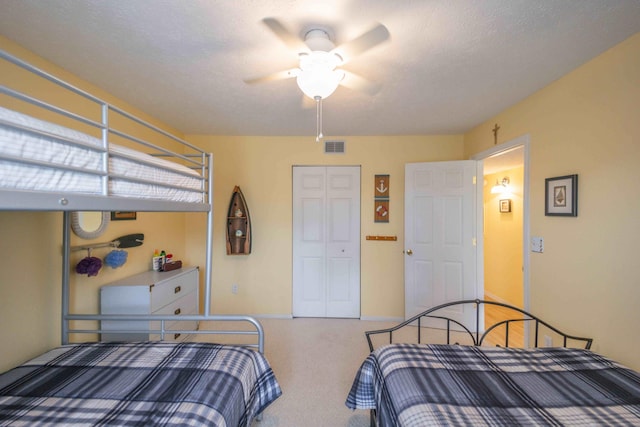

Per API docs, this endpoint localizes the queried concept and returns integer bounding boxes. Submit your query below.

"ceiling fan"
[244,18,390,140]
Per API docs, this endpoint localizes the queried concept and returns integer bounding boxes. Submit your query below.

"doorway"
[402,138,529,336]
[473,135,530,345]
[482,146,525,307]
[292,166,361,318]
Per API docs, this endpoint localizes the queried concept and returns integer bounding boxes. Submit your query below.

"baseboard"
[251,314,294,319]
[246,314,403,322]
[483,291,509,304]
[360,316,404,322]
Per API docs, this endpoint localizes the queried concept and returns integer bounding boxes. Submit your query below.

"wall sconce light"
[491,177,510,194]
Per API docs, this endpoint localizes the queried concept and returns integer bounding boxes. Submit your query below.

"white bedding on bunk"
[0,106,203,202]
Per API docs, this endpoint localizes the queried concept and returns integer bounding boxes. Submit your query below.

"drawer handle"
[174,308,181,315]
[174,333,181,340]
[174,286,181,294]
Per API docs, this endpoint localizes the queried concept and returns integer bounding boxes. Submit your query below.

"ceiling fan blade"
[332,23,390,64]
[262,17,310,53]
[339,70,381,96]
[243,68,299,85]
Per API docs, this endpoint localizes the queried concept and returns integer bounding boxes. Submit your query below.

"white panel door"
[405,161,477,326]
[293,166,360,318]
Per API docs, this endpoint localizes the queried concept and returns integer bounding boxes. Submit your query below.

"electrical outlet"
[231,284,238,294]
[544,335,553,347]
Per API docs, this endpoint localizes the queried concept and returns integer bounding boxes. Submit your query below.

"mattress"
[0,106,203,202]
[347,343,640,426]
[0,341,282,426]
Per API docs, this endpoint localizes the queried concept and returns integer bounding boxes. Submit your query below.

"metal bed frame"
[0,49,265,353]
[365,298,593,352]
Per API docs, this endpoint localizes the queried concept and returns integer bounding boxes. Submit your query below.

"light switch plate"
[531,236,544,253]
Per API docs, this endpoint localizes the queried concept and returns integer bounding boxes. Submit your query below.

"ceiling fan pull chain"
[315,96,324,142]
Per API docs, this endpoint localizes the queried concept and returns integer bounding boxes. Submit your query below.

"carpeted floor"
[196,306,521,426]
[198,317,399,426]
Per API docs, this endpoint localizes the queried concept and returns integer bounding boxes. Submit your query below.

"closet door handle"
[406,249,413,256]
[174,286,181,294]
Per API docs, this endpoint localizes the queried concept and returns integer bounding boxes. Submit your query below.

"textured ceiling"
[1,0,639,138]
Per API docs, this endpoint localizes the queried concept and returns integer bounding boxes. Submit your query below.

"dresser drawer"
[151,291,198,341]
[153,289,198,316]
[150,268,198,311]
[100,266,199,342]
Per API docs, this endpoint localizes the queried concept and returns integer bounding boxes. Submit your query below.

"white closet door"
[293,166,360,318]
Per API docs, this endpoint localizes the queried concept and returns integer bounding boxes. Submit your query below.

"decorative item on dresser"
[100,267,199,341]
[226,185,252,255]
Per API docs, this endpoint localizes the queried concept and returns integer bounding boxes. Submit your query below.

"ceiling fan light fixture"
[296,51,343,99]
[249,18,390,142]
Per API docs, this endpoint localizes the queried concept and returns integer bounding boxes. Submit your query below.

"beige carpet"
[196,306,520,426]
[198,317,400,426]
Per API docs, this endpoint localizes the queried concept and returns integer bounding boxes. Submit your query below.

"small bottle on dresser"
[152,249,163,272]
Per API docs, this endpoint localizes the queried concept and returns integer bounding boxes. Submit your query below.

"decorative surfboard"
[226,186,251,255]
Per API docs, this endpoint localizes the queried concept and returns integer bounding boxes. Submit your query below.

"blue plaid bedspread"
[0,341,281,426]
[346,343,640,426]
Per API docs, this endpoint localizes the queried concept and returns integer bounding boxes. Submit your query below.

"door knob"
[406,249,413,255]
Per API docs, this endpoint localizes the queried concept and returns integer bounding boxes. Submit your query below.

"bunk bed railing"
[1,48,210,207]
[1,49,266,353]
[365,299,593,352]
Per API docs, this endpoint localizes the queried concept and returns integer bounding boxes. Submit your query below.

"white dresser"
[100,266,199,341]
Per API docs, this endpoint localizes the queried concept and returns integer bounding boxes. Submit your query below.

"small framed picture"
[374,200,389,223]
[111,211,137,221]
[499,199,511,213]
[545,174,578,216]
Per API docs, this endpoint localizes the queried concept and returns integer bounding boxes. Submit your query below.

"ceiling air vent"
[324,140,345,154]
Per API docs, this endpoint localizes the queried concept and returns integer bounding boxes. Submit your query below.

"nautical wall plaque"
[374,174,389,223]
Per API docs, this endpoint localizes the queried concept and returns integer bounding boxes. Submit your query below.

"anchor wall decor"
[374,174,390,223]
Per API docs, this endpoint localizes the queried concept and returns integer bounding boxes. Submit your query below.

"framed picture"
[111,211,137,221]
[499,199,511,213]
[545,174,578,216]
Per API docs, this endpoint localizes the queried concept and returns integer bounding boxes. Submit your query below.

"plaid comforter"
[346,343,640,426]
[0,341,281,426]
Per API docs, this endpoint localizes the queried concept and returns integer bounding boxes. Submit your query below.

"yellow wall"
[185,135,463,318]
[465,32,640,370]
[483,167,524,306]
[2,29,639,375]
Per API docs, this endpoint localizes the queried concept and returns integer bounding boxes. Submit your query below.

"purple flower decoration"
[76,256,102,277]
[104,250,128,268]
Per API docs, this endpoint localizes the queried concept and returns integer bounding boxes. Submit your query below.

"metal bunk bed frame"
[1,49,265,353]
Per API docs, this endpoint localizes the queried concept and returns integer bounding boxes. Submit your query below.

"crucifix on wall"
[492,123,500,145]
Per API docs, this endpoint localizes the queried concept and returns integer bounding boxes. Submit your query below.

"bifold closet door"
[292,166,360,318]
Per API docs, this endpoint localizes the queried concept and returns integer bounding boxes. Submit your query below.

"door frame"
[471,134,531,313]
